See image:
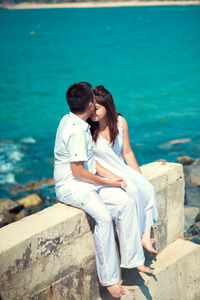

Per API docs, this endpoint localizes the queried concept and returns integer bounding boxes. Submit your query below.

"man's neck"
[73,111,89,122]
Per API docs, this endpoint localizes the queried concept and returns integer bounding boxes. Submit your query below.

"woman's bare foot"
[106,283,126,298]
[136,265,154,274]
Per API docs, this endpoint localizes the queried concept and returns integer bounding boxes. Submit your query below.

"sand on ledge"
[1,1,200,10]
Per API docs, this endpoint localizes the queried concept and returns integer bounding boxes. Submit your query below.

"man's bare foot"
[136,265,154,274]
[142,236,158,255]
[106,283,126,298]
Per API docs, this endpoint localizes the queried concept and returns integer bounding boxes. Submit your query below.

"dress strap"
[117,115,123,145]
[112,115,123,153]
[118,115,123,130]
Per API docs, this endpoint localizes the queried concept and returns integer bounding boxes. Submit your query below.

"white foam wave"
[0,140,24,185]
[9,150,24,162]
[0,173,16,184]
[0,141,18,153]
[0,162,13,172]
[20,137,36,144]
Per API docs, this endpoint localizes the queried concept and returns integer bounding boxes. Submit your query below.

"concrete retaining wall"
[0,162,197,300]
[118,238,200,300]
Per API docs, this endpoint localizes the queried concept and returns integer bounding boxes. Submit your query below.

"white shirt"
[54,112,96,191]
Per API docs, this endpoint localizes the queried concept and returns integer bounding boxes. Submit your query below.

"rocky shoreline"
[0,156,199,244]
[0,178,57,228]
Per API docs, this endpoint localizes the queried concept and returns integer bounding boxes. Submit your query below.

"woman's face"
[90,102,107,122]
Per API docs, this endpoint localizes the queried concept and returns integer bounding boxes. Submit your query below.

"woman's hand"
[120,179,127,190]
[107,177,127,189]
[109,176,127,190]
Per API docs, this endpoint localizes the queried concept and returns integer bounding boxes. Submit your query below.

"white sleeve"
[67,131,88,162]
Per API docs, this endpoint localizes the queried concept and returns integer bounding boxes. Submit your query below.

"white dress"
[92,116,158,236]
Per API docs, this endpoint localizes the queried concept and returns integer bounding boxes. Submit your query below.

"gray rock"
[0,198,24,228]
[0,198,24,214]
[176,156,195,165]
[189,221,200,235]
[184,205,200,233]
[195,213,200,223]
[15,209,26,222]
[185,183,200,207]
[183,162,200,186]
[0,211,15,227]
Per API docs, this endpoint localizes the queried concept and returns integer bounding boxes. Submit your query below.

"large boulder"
[0,212,15,228]
[185,183,200,207]
[189,221,200,235]
[183,162,200,186]
[195,213,200,223]
[177,156,195,165]
[184,205,200,233]
[0,198,24,227]
[17,193,42,208]
[14,209,26,221]
[0,198,24,214]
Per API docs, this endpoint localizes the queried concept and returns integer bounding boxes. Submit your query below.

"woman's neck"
[98,116,109,132]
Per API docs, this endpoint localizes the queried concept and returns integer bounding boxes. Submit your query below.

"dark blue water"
[0,5,200,196]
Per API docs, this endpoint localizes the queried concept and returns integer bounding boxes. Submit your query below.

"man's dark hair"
[79,82,92,89]
[66,82,94,114]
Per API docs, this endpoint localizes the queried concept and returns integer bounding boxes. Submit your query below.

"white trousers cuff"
[120,258,145,269]
[100,277,121,287]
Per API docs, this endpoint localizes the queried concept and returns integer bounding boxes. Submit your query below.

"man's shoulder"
[58,114,85,136]
[59,113,70,125]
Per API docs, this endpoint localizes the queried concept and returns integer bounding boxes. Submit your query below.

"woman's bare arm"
[96,161,121,179]
[121,116,142,174]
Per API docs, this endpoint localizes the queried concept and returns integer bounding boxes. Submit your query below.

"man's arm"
[71,161,123,187]
[68,130,124,187]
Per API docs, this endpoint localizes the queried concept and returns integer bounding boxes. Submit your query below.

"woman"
[88,85,158,255]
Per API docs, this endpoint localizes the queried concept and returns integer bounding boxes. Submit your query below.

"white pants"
[57,183,145,286]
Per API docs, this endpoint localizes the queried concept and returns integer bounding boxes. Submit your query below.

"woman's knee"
[127,184,140,199]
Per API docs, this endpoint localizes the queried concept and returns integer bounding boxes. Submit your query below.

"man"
[54,82,153,298]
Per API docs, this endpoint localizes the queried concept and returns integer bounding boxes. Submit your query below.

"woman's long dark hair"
[88,85,119,146]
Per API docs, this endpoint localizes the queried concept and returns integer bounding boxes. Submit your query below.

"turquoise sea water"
[0,5,200,197]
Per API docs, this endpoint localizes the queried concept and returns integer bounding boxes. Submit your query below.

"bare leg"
[141,227,158,255]
[106,283,126,298]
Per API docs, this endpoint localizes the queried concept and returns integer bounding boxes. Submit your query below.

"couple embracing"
[54,82,158,298]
